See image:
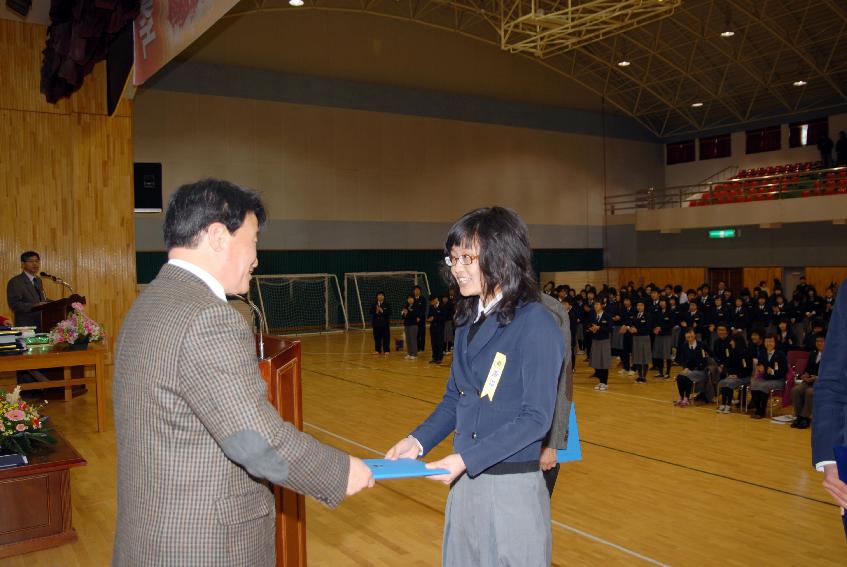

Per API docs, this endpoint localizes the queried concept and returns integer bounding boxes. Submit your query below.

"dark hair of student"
[443,206,539,327]
[163,178,267,250]
[20,251,39,262]
[731,332,747,351]
[764,333,778,343]
[376,291,385,298]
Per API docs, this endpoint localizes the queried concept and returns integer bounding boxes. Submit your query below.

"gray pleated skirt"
[654,335,674,359]
[444,321,454,342]
[611,326,624,349]
[671,326,681,347]
[681,370,707,384]
[751,378,784,393]
[444,471,551,567]
[632,335,652,365]
[717,376,751,390]
[590,338,611,369]
[576,324,584,342]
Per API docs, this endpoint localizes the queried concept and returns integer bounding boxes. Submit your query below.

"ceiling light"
[617,60,631,67]
[793,80,807,87]
[720,30,735,37]
[289,0,304,5]
[691,102,704,108]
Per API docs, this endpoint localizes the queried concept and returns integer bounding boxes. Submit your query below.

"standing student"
[413,285,428,352]
[749,335,787,419]
[674,328,710,407]
[588,300,612,390]
[792,335,824,429]
[616,296,635,376]
[628,300,653,383]
[370,291,392,355]
[441,293,455,354]
[561,296,578,371]
[428,296,446,364]
[385,207,564,567]
[731,297,750,337]
[401,295,420,360]
[652,298,675,378]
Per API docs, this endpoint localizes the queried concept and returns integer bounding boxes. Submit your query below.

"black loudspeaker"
[134,163,163,212]
[5,0,31,17]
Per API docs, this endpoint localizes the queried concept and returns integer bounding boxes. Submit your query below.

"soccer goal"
[344,271,431,329]
[250,274,348,334]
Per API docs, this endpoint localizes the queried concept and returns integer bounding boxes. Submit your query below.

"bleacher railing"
[605,165,847,215]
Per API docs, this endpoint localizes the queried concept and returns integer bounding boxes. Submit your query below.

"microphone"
[232,294,266,360]
[40,272,75,293]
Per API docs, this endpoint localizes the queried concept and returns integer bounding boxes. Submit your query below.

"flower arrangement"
[48,302,104,345]
[1,386,55,454]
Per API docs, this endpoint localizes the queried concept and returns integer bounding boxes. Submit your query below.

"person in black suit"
[792,335,824,429]
[674,328,709,407]
[6,251,48,330]
[412,285,428,352]
[750,335,787,419]
[812,279,847,512]
[370,291,391,355]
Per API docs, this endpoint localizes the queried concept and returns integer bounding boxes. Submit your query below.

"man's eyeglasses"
[444,254,479,267]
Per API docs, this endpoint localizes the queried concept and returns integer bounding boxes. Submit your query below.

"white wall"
[665,112,847,188]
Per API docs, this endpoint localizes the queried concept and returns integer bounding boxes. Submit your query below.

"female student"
[674,328,709,407]
[652,298,675,378]
[749,334,788,419]
[716,331,751,413]
[401,294,420,359]
[386,207,564,567]
[628,300,653,383]
[588,299,613,390]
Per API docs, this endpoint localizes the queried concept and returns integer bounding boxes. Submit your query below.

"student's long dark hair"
[443,207,539,326]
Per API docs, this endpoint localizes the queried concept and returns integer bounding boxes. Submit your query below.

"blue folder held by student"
[364,458,449,480]
[556,405,582,463]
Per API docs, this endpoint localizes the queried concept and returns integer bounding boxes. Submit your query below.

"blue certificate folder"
[833,446,847,539]
[364,458,449,480]
[556,405,583,463]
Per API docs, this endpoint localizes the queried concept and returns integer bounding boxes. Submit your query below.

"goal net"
[250,274,348,334]
[344,271,431,329]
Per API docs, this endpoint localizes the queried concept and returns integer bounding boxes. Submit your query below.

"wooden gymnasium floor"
[6,330,845,566]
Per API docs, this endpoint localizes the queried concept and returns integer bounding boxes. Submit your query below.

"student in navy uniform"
[588,300,613,390]
[716,331,751,413]
[730,296,750,337]
[803,319,826,352]
[751,294,771,335]
[822,287,835,324]
[412,285,428,352]
[580,301,594,360]
[652,298,675,378]
[561,296,578,370]
[386,207,564,567]
[774,319,796,353]
[803,288,823,330]
[749,334,787,419]
[401,294,421,360]
[627,300,653,383]
[710,295,731,341]
[674,328,710,407]
[370,291,392,355]
[441,293,455,354]
[616,296,635,377]
[428,296,446,364]
[791,335,824,429]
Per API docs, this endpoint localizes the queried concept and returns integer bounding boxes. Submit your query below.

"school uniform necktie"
[468,313,487,345]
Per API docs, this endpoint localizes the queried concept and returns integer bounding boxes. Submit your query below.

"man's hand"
[426,453,466,484]
[385,437,421,460]
[346,456,375,496]
[823,464,847,511]
[540,447,558,471]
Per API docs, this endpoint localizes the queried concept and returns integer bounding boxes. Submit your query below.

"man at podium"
[113,179,374,566]
[6,251,48,330]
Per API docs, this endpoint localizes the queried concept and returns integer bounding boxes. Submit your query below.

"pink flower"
[4,409,25,421]
[71,302,84,311]
[15,423,26,432]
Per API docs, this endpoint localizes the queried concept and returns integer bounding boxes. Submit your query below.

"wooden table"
[0,432,86,559]
[0,343,107,432]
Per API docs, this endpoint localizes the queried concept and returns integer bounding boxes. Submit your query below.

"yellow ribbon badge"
[480,352,507,401]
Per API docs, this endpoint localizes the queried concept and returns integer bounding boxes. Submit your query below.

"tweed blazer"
[6,272,44,328]
[112,264,349,567]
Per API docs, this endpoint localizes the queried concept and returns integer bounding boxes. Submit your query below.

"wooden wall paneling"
[805,267,847,293]
[742,267,783,294]
[615,268,706,292]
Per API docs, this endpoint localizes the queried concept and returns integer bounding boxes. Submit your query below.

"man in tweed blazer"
[113,179,373,566]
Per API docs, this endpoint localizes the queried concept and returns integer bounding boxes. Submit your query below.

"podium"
[31,295,86,332]
[256,334,307,567]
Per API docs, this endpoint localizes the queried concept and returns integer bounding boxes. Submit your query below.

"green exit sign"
[709,229,737,239]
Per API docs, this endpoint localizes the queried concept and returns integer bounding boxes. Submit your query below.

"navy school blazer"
[411,300,565,477]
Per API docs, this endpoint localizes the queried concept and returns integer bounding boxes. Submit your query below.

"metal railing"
[605,165,847,215]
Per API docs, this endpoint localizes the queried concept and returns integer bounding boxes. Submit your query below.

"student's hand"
[823,464,847,511]
[346,456,375,495]
[385,437,421,460]
[767,368,774,375]
[426,453,466,484]
[540,447,558,471]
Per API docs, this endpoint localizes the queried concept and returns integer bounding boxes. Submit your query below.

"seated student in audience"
[752,294,772,334]
[616,296,635,376]
[749,334,787,419]
[427,295,446,364]
[686,300,706,343]
[370,291,392,355]
[653,298,675,379]
[717,332,751,414]
[803,319,826,352]
[731,296,751,337]
[543,281,556,297]
[803,287,823,328]
[674,328,710,407]
[627,300,653,383]
[823,286,835,323]
[775,319,796,353]
[441,292,455,354]
[588,299,612,391]
[401,294,420,360]
[790,334,824,429]
[697,284,713,311]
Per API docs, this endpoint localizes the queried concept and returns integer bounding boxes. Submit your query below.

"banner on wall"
[133,0,240,85]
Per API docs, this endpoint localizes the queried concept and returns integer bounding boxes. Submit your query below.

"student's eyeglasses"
[444,254,479,267]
